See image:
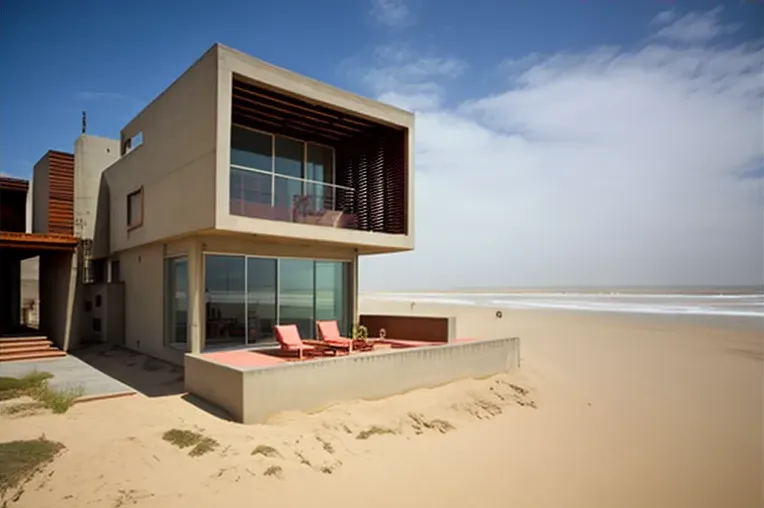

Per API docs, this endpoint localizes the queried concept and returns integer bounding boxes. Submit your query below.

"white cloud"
[370,0,414,29]
[356,12,764,290]
[653,7,736,44]
[361,44,467,111]
[652,10,678,26]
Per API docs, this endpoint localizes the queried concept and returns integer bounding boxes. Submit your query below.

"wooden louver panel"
[46,151,74,235]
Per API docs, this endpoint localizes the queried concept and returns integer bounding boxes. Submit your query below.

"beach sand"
[1,305,761,508]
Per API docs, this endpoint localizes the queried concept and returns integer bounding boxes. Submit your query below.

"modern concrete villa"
[0,43,519,422]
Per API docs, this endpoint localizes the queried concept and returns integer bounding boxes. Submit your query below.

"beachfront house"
[1,43,414,364]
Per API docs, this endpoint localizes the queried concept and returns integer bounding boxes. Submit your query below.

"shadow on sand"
[72,344,185,397]
[181,393,234,421]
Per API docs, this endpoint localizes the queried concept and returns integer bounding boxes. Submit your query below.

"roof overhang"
[0,232,77,259]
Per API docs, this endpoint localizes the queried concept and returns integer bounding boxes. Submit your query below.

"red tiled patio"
[202,339,456,367]
[202,338,476,369]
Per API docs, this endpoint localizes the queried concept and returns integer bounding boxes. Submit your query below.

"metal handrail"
[230,164,354,193]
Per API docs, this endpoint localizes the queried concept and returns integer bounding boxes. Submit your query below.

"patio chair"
[274,324,319,360]
[316,321,365,352]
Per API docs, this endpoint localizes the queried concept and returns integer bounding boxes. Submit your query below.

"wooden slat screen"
[46,151,74,235]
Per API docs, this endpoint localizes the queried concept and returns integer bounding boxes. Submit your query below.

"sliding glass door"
[165,256,188,346]
[200,254,351,350]
[205,255,246,347]
[278,259,315,339]
[315,261,348,336]
[247,257,277,344]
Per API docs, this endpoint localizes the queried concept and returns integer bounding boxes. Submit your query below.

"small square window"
[93,318,102,333]
[127,188,143,230]
[95,295,102,308]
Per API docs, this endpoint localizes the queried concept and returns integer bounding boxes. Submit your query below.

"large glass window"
[200,255,351,349]
[247,257,277,344]
[278,259,315,339]
[165,257,188,345]
[315,261,348,335]
[205,255,246,347]
[231,126,272,171]
[230,127,352,223]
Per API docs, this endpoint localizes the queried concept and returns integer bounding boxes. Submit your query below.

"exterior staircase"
[0,336,66,362]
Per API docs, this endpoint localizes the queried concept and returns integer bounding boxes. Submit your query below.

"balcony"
[229,75,409,236]
[230,166,358,229]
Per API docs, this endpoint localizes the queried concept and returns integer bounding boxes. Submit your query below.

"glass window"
[306,144,334,184]
[165,257,188,345]
[127,189,143,228]
[247,257,277,344]
[205,255,246,347]
[231,126,272,171]
[278,259,315,339]
[274,136,304,178]
[315,262,348,336]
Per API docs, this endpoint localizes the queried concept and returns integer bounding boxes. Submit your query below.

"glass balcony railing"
[229,166,358,229]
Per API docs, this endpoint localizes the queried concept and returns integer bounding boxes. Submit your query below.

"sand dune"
[1,308,761,508]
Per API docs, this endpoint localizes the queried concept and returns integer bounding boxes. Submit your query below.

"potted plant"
[352,323,369,341]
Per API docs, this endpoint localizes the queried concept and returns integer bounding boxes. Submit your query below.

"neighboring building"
[0,173,77,360]
[5,43,414,365]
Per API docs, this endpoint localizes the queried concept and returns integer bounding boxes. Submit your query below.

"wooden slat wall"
[46,151,74,235]
[384,131,407,235]
[337,128,408,235]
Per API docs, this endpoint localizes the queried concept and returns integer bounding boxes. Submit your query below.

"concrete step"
[0,344,57,355]
[0,340,54,350]
[0,336,50,344]
[0,350,67,362]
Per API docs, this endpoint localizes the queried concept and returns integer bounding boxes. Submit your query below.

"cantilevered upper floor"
[100,43,414,257]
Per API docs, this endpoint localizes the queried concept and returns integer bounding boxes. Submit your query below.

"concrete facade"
[74,135,120,240]
[101,44,414,258]
[185,337,521,424]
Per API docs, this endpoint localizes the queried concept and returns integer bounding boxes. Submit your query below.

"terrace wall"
[185,337,520,424]
[359,314,453,343]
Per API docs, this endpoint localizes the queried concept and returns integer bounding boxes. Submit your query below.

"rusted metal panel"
[46,151,74,235]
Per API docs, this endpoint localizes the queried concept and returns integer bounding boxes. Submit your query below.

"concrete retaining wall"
[185,337,520,424]
[185,354,245,421]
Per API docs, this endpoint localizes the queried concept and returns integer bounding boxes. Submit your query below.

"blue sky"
[1,0,757,177]
[1,0,761,288]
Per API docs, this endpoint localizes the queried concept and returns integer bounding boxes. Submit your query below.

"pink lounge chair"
[316,320,356,351]
[274,324,318,360]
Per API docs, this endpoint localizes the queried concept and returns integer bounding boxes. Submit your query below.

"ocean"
[365,289,764,322]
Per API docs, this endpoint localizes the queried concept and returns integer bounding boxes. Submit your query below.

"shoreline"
[360,295,764,329]
[362,285,764,296]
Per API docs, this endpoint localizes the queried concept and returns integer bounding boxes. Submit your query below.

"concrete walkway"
[0,355,135,400]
